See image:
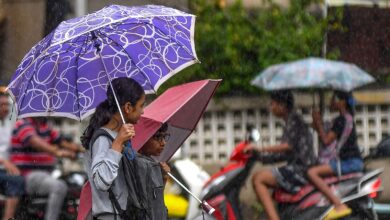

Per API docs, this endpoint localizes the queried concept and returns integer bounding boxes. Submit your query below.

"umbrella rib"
[9,17,198,93]
[142,19,196,60]
[7,35,55,90]
[101,20,198,91]
[74,36,90,121]
[18,62,39,117]
[120,20,198,64]
[47,54,60,115]
[52,14,195,47]
[95,30,156,93]
[161,80,221,161]
[8,34,101,90]
[164,81,209,123]
[14,33,57,116]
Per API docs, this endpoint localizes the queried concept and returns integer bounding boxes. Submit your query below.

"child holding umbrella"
[81,77,146,220]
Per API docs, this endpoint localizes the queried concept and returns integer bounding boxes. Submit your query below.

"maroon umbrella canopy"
[133,79,221,161]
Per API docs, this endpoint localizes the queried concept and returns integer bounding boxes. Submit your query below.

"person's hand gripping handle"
[112,124,136,160]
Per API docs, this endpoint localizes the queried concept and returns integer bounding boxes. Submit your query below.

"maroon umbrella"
[133,79,221,162]
[77,79,219,220]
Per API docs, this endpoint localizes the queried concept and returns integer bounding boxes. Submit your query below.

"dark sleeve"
[284,115,301,149]
[331,116,345,138]
[50,128,62,145]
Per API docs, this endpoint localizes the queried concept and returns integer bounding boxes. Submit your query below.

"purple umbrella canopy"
[7,4,199,120]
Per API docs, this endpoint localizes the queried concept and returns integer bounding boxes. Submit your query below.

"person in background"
[0,88,25,220]
[10,116,81,220]
[308,91,362,220]
[245,90,316,220]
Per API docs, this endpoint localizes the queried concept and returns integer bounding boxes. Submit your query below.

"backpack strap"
[108,187,125,219]
[89,129,125,219]
[89,128,114,158]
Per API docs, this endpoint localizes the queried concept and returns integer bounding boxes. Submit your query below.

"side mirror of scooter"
[246,125,260,143]
[249,129,260,143]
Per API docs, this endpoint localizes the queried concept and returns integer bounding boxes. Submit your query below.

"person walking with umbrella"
[81,77,146,220]
[307,91,362,220]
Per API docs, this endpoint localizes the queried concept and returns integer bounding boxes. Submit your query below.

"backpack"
[77,128,167,220]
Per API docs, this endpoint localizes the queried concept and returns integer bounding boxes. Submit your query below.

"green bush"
[161,0,342,97]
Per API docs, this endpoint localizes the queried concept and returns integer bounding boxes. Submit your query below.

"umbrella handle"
[124,141,136,160]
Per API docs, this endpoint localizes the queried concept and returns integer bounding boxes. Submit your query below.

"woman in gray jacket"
[81,77,145,220]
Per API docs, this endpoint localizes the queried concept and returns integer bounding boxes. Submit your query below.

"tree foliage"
[160,0,343,96]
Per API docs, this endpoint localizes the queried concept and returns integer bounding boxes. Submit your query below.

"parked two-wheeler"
[194,129,383,220]
[365,136,390,220]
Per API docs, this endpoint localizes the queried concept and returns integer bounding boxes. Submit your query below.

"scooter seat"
[274,172,363,203]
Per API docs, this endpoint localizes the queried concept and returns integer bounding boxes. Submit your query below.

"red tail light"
[369,178,382,198]
[369,192,377,198]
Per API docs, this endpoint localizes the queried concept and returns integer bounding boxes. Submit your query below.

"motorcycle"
[194,128,383,220]
[0,157,87,220]
[365,136,390,220]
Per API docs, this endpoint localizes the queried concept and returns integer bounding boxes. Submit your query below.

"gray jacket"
[84,128,127,217]
[84,128,168,220]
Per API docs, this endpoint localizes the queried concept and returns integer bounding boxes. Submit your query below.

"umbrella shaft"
[102,52,126,124]
[109,82,126,124]
[167,172,202,204]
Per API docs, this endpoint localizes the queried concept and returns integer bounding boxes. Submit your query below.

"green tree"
[161,0,342,96]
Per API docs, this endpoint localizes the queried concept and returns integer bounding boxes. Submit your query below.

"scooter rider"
[10,117,80,220]
[245,90,316,220]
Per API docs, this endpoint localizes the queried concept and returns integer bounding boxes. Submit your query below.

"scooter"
[194,128,383,220]
[0,157,87,220]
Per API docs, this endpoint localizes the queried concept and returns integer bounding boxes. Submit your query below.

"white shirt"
[0,97,16,162]
[0,118,13,162]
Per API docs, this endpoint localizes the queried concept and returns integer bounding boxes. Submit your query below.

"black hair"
[81,77,144,149]
[156,123,168,134]
[270,90,294,111]
[333,90,355,116]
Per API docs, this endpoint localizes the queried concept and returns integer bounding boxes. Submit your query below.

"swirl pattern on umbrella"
[8,5,198,120]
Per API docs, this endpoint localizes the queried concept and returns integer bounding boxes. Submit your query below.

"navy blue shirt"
[331,115,361,159]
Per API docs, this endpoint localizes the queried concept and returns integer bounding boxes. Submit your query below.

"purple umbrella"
[7,4,199,121]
